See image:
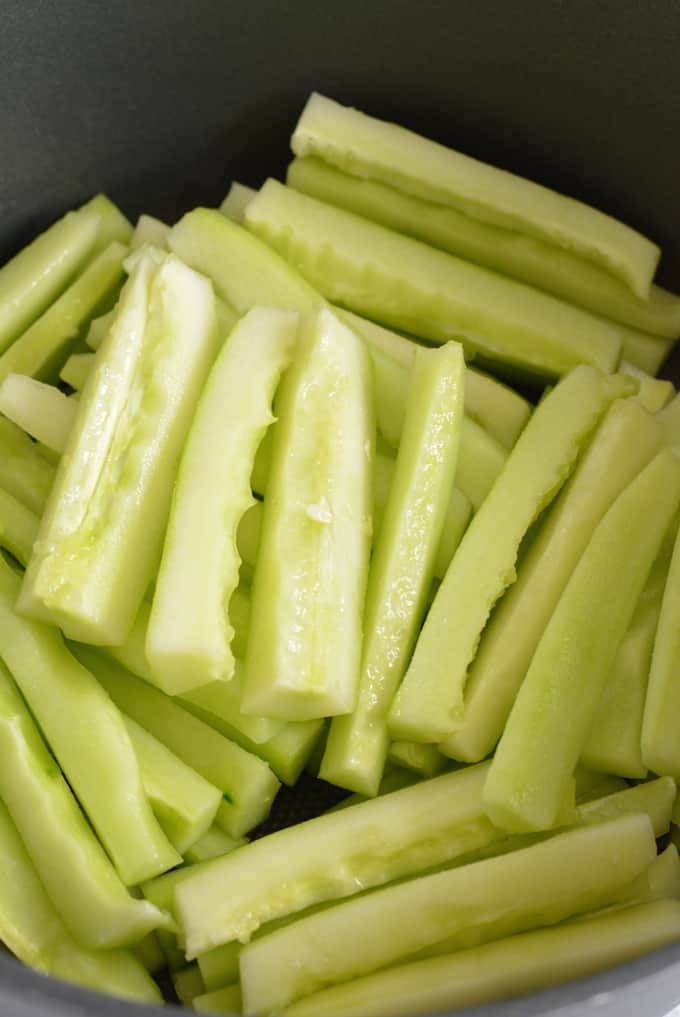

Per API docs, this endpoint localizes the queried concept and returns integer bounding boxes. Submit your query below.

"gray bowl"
[1,1,680,1014]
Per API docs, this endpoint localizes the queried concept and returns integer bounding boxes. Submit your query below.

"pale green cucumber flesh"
[483,450,680,832]
[219,182,257,223]
[0,416,55,514]
[0,375,76,453]
[130,215,171,250]
[0,486,40,567]
[184,826,247,865]
[60,352,95,391]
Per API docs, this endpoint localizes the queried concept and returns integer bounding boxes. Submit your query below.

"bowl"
[1,1,680,1015]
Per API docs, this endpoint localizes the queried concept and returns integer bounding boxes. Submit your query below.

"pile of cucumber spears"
[1,92,680,1016]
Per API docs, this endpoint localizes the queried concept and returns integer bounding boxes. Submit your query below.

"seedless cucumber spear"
[0,800,162,1004]
[0,416,55,514]
[321,341,465,794]
[244,181,625,382]
[291,94,659,299]
[146,307,298,693]
[0,665,169,950]
[483,449,680,832]
[19,248,220,644]
[0,556,181,885]
[389,366,632,745]
[239,814,657,1015]
[241,307,374,721]
[441,397,662,763]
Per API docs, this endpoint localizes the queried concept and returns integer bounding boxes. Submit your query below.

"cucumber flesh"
[220,183,257,224]
[456,416,508,509]
[291,94,659,299]
[194,984,242,1014]
[180,663,284,745]
[245,180,624,384]
[390,367,630,744]
[74,647,280,840]
[622,328,675,374]
[60,352,95,391]
[483,450,680,832]
[0,241,127,386]
[320,342,465,795]
[578,776,676,839]
[441,397,662,764]
[0,664,169,950]
[0,486,39,566]
[130,215,171,250]
[175,763,499,957]
[280,899,680,1017]
[184,827,248,865]
[622,360,675,413]
[387,741,448,778]
[242,308,374,721]
[146,308,298,693]
[0,557,181,885]
[18,249,220,645]
[85,308,115,351]
[0,416,55,514]
[239,814,656,1015]
[289,155,680,339]
[0,375,76,453]
[581,520,676,778]
[641,515,680,779]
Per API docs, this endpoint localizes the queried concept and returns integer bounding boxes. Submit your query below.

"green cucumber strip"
[245,181,624,383]
[0,195,127,355]
[0,486,39,566]
[184,827,248,865]
[0,801,162,1003]
[574,768,628,804]
[173,964,205,1003]
[194,984,242,1014]
[175,763,500,956]
[74,647,280,839]
[291,94,659,299]
[641,517,680,779]
[0,664,169,949]
[0,375,76,452]
[60,351,95,391]
[365,340,412,447]
[197,943,241,991]
[236,501,262,571]
[239,813,656,1015]
[387,741,448,778]
[134,931,165,975]
[464,365,532,448]
[146,307,298,693]
[124,716,223,855]
[0,558,181,884]
[321,342,465,794]
[281,899,680,1017]
[456,416,508,509]
[441,397,663,763]
[0,416,55,513]
[180,663,284,745]
[622,360,675,413]
[19,249,220,645]
[228,585,251,660]
[220,183,257,223]
[659,394,680,454]
[326,768,420,814]
[373,452,471,581]
[289,155,680,340]
[0,241,127,386]
[581,521,677,778]
[578,777,675,839]
[622,329,676,375]
[85,308,115,350]
[242,308,374,721]
[131,214,171,250]
[390,367,630,744]
[483,450,680,833]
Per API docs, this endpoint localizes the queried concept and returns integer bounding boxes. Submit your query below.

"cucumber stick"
[389,367,631,744]
[0,375,76,453]
[146,307,298,693]
[281,899,680,1017]
[60,352,95,391]
[0,557,180,885]
[245,181,624,382]
[0,664,168,950]
[0,241,127,386]
[123,716,223,855]
[622,360,675,413]
[239,814,656,1015]
[130,214,171,250]
[18,249,220,644]
[441,397,662,764]
[73,647,280,839]
[578,777,675,839]
[483,450,680,832]
[194,984,243,1014]
[0,194,131,355]
[622,329,675,375]
[582,521,676,778]
[387,741,448,778]
[0,487,39,566]
[180,663,284,745]
[321,342,465,794]
[641,519,680,779]
[289,155,680,340]
[85,309,115,351]
[0,416,55,514]
[175,763,499,956]
[242,308,374,721]
[291,94,659,299]
[184,827,247,865]
[0,801,162,1004]
[220,182,257,223]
